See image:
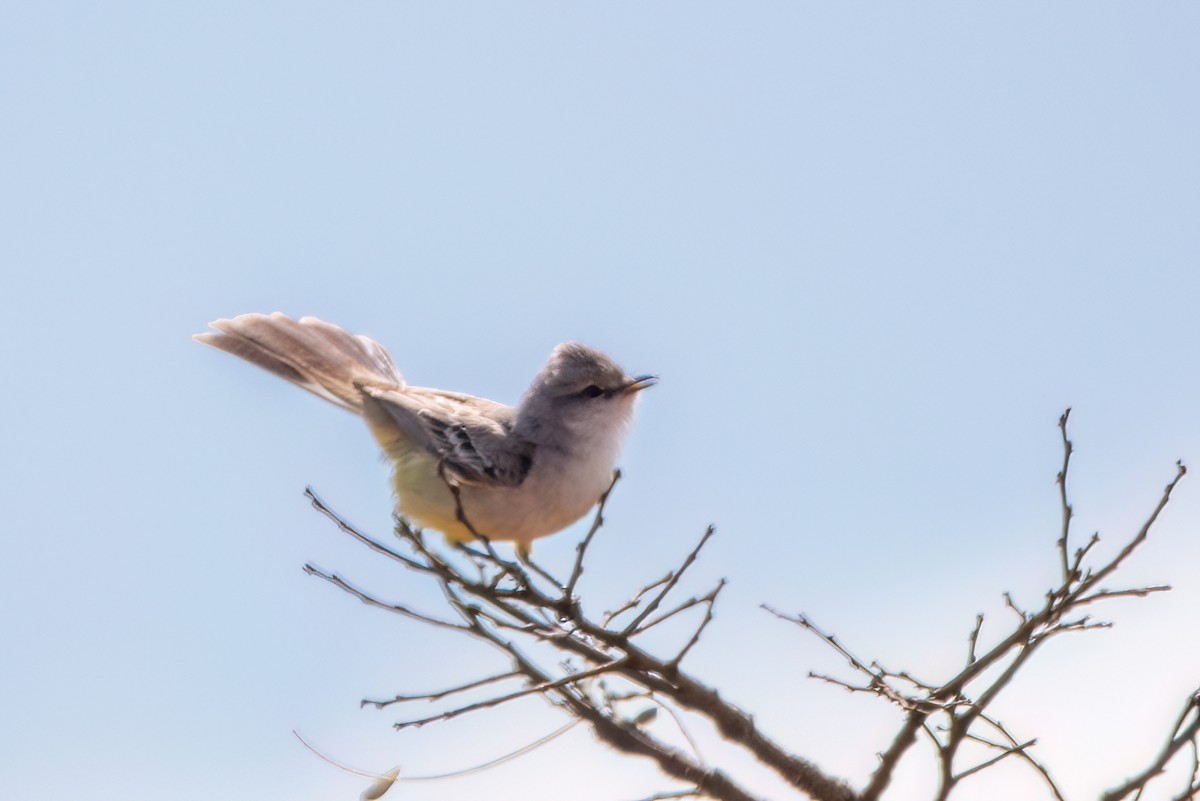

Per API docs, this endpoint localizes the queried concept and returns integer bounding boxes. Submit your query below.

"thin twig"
[305,487,430,573]
[605,573,674,627]
[1074,585,1173,606]
[361,671,523,709]
[1056,408,1075,585]
[762,607,877,681]
[966,614,984,665]
[622,526,717,636]
[972,715,1066,801]
[566,469,621,599]
[393,660,629,730]
[303,564,464,631]
[1104,690,1200,801]
[659,699,708,766]
[1077,461,1187,597]
[669,580,726,669]
[955,737,1036,781]
[624,791,702,801]
[637,580,725,636]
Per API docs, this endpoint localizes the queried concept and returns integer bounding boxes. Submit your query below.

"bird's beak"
[623,375,658,393]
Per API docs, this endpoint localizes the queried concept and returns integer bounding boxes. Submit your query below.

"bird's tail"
[194,313,404,413]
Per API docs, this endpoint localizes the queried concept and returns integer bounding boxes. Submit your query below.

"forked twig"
[298,411,1188,801]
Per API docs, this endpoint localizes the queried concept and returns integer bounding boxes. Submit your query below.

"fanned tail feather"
[194,312,403,413]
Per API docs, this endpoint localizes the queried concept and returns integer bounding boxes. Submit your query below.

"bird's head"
[519,342,656,444]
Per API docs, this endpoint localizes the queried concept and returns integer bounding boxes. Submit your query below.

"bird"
[195,313,655,557]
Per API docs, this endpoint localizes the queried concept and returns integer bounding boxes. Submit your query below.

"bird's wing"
[360,386,534,488]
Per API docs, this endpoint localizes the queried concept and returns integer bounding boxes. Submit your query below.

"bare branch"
[966,614,984,665]
[863,712,925,801]
[566,468,622,599]
[637,580,725,636]
[1180,739,1200,801]
[669,580,726,668]
[763,607,877,682]
[622,526,718,636]
[297,412,1188,801]
[461,607,767,801]
[858,414,1184,800]
[968,716,1066,801]
[392,660,629,730]
[955,737,1037,782]
[361,671,523,710]
[605,573,674,627]
[1074,585,1173,606]
[1077,461,1187,596]
[1104,690,1200,801]
[1056,407,1075,584]
[624,791,702,801]
[302,564,464,631]
[305,487,429,573]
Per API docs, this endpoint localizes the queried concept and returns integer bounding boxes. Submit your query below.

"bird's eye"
[580,385,605,398]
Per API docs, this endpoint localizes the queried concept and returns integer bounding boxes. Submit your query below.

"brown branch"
[857,414,1184,800]
[930,454,1181,705]
[622,526,717,636]
[517,547,567,593]
[973,715,1066,801]
[966,614,984,665]
[954,737,1036,782]
[763,607,878,684]
[566,468,621,600]
[1071,531,1101,578]
[659,700,708,767]
[436,460,512,570]
[1104,690,1200,801]
[1171,738,1200,801]
[669,580,726,669]
[361,670,523,709]
[1180,740,1200,801]
[305,487,430,574]
[1056,407,1075,585]
[637,580,725,636]
[605,573,674,627]
[626,790,702,801]
[457,606,766,801]
[1074,585,1172,606]
[392,660,629,730]
[307,489,853,800]
[299,410,1188,801]
[1075,461,1186,597]
[862,712,924,801]
[302,564,464,631]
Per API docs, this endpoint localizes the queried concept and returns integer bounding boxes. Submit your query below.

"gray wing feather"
[360,386,534,488]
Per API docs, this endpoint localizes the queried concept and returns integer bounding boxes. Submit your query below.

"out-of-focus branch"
[361,670,522,710]
[771,411,1188,801]
[1102,690,1200,801]
[301,414,1189,801]
[969,715,1065,801]
[307,471,856,801]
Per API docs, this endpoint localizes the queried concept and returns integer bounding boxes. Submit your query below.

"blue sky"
[2,3,1198,800]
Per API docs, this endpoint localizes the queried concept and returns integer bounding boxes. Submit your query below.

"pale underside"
[368,407,620,547]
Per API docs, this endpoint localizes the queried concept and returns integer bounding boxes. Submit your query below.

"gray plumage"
[196,313,654,553]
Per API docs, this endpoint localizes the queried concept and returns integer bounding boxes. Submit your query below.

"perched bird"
[195,313,655,556]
